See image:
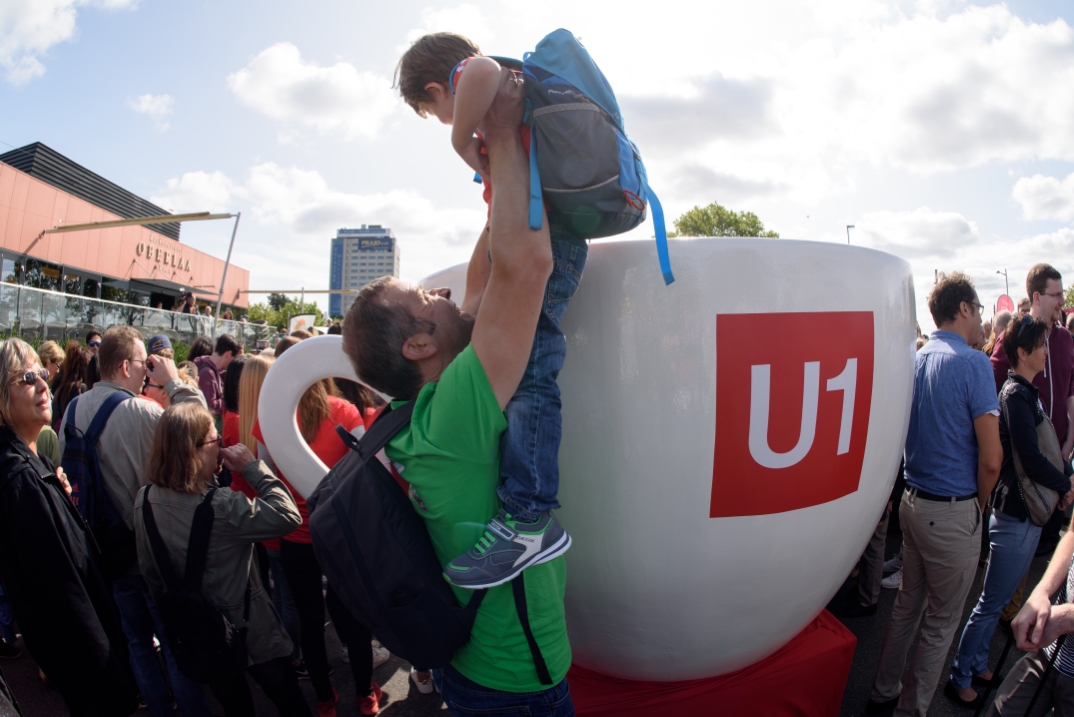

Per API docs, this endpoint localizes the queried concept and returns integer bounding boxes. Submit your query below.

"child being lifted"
[395,32,588,589]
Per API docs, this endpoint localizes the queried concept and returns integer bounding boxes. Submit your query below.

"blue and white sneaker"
[444,509,571,589]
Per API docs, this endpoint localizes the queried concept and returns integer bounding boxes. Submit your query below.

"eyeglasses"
[87,341,101,348]
[14,368,49,386]
[143,381,165,391]
[1043,291,1065,300]
[197,436,222,449]
[1017,313,1035,338]
[967,301,984,314]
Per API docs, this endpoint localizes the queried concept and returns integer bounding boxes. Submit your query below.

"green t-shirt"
[386,344,570,692]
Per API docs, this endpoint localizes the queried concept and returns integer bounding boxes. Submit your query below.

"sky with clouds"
[1,0,1073,327]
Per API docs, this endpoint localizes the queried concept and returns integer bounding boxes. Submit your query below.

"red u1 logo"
[710,311,874,517]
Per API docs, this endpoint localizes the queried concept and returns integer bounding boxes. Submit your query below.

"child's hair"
[395,32,482,116]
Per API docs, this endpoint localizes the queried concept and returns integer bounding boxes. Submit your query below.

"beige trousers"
[871,489,982,717]
[987,649,1074,717]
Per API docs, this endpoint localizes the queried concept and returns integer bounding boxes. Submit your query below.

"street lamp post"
[996,269,1008,297]
[846,225,855,244]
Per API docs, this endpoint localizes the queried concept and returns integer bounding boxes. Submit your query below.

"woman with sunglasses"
[948,314,1074,705]
[0,338,138,716]
[134,402,309,716]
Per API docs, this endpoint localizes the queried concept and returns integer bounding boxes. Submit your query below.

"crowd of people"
[0,73,576,717]
[839,264,1074,717]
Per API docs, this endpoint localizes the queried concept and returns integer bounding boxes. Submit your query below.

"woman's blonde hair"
[38,340,63,367]
[298,379,337,445]
[146,403,214,494]
[0,339,39,428]
[238,355,273,452]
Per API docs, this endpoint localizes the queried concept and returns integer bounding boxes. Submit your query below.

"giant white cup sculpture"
[259,237,916,682]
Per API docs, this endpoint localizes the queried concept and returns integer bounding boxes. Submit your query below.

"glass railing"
[0,283,274,348]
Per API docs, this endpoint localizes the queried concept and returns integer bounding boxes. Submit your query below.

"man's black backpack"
[62,392,137,579]
[140,486,250,684]
[307,403,552,682]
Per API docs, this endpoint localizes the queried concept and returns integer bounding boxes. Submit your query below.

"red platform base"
[568,610,856,717]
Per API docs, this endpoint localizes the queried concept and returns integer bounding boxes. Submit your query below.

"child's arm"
[452,56,504,177]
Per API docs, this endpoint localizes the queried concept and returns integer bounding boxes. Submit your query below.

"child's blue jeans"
[496,234,587,523]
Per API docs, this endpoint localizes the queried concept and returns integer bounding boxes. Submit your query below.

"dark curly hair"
[1002,314,1049,369]
[927,272,978,327]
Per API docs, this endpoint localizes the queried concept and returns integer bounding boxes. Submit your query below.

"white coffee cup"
[260,237,916,682]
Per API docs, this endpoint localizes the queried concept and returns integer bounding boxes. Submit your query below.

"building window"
[101,277,128,303]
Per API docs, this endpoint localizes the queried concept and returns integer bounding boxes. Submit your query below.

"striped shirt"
[1045,557,1074,677]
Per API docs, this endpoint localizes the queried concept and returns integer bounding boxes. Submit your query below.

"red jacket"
[193,355,224,416]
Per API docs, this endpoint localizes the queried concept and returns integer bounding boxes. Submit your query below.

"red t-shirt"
[222,410,240,448]
[252,396,364,544]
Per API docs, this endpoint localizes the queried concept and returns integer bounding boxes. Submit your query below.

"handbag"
[1000,381,1064,527]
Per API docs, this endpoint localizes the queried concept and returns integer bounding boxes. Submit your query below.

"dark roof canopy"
[0,142,180,240]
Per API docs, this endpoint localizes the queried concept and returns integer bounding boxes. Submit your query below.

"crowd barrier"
[0,283,273,348]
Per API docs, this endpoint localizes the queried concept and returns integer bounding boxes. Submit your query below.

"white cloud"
[227,42,398,141]
[127,93,173,130]
[0,0,137,85]
[153,163,487,290]
[852,207,980,259]
[402,4,493,50]
[1013,173,1074,222]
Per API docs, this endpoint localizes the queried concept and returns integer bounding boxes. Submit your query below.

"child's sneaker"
[444,509,571,589]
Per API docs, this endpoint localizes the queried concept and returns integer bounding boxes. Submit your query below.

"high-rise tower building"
[329,225,400,318]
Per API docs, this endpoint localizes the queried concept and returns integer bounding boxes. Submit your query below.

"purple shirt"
[991,324,1074,444]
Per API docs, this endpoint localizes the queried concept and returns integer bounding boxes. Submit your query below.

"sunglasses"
[1017,313,1035,339]
[197,436,222,449]
[87,341,101,348]
[15,368,49,386]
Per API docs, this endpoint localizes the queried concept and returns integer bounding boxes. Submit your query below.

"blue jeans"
[950,510,1042,689]
[112,575,212,717]
[497,236,588,522]
[266,548,301,661]
[434,665,574,717]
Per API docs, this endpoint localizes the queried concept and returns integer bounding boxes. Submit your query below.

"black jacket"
[0,426,137,716]
[994,373,1074,521]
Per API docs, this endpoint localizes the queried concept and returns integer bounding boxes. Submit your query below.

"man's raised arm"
[470,77,553,410]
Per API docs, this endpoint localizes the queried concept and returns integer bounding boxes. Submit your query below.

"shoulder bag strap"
[334,402,416,463]
[183,488,218,594]
[63,396,80,439]
[84,392,131,444]
[511,572,553,686]
[141,486,183,593]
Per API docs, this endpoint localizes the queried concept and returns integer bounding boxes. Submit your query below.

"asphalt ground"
[0,518,1059,716]
[836,515,1054,717]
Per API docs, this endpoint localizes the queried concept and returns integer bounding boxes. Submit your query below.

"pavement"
[0,519,1058,716]
[836,518,1053,717]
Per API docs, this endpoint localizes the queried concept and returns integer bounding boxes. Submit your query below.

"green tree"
[1065,284,1074,309]
[247,297,324,331]
[669,202,779,238]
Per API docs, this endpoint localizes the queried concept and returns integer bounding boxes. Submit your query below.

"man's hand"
[55,466,71,497]
[480,71,524,138]
[220,444,257,473]
[147,354,180,384]
[1015,589,1055,651]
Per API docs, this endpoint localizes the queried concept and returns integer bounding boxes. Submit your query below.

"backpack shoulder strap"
[511,572,553,686]
[63,395,80,438]
[141,486,182,593]
[183,488,218,594]
[85,391,131,444]
[335,402,416,462]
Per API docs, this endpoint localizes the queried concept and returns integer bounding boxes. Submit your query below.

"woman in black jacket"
[0,338,138,716]
[949,314,1074,704]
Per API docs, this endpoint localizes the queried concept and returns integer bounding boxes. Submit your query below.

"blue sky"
[2,0,1073,327]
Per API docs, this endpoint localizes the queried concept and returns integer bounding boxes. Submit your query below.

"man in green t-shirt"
[342,77,573,714]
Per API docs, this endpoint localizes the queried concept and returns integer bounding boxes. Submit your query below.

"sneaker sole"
[447,533,572,590]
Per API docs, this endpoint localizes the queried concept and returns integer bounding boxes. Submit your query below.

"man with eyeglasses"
[867,272,1002,717]
[991,264,1074,572]
[58,326,211,717]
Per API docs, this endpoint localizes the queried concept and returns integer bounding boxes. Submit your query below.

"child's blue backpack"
[457,29,674,284]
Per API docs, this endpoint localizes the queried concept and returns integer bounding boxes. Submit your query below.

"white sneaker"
[410,667,434,694]
[882,554,902,573]
[881,568,903,590]
[372,644,390,669]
